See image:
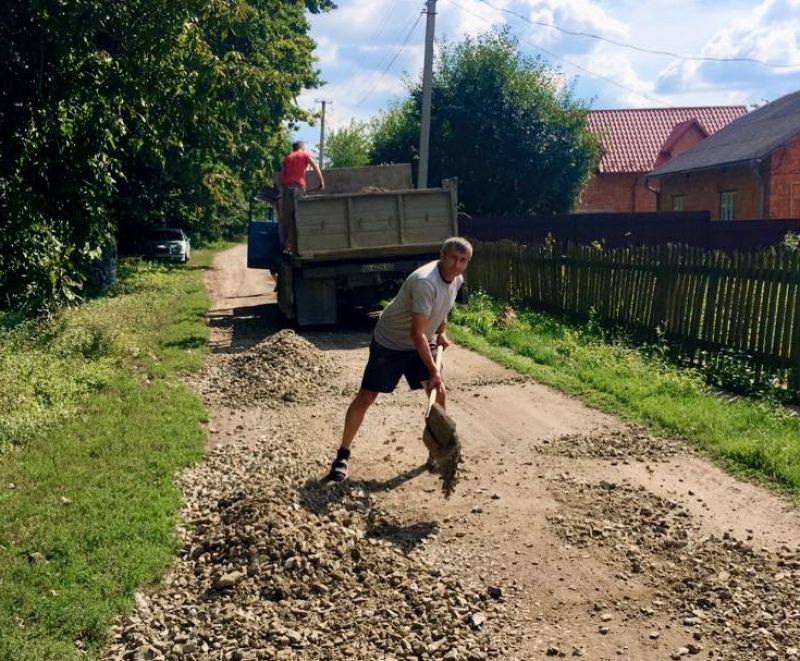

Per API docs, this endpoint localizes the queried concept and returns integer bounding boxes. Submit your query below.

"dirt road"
[106,245,800,661]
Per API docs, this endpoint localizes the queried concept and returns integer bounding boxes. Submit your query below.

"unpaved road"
[106,245,800,661]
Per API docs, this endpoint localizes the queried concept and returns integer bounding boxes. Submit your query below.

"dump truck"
[247,164,459,326]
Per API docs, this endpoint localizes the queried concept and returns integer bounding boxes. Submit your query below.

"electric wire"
[347,10,420,108]
[326,0,404,123]
[352,10,425,110]
[445,0,672,107]
[362,1,400,54]
[477,0,799,69]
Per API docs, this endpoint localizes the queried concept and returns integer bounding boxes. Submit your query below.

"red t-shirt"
[280,150,312,188]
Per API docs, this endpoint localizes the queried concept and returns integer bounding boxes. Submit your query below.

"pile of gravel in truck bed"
[200,330,342,408]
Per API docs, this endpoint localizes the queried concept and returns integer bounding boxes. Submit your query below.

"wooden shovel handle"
[425,345,444,418]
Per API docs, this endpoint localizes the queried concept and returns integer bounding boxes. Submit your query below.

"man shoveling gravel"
[324,237,472,488]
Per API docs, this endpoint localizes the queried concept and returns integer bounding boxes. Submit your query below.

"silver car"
[144,228,191,263]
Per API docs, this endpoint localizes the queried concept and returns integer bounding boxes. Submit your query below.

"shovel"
[423,346,461,498]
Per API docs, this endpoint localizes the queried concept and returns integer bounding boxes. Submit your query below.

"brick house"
[647,90,800,220]
[578,106,747,212]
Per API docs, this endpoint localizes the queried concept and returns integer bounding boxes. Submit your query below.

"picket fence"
[466,240,800,394]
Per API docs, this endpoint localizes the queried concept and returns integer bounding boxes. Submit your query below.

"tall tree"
[0,0,332,315]
[325,120,372,168]
[371,30,600,215]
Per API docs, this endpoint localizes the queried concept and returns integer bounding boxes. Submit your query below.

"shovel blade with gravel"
[423,347,461,498]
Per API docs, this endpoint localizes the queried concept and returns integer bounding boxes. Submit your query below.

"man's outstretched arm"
[308,156,325,191]
[411,312,442,393]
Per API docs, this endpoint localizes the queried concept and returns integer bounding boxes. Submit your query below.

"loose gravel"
[104,427,510,660]
[547,477,800,660]
[198,330,342,408]
[540,426,686,463]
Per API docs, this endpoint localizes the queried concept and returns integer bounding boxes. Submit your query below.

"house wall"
[656,137,800,220]
[657,164,762,220]
[767,135,800,218]
[669,124,708,159]
[577,173,656,212]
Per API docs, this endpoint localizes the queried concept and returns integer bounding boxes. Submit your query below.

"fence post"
[789,251,800,395]
[651,245,671,329]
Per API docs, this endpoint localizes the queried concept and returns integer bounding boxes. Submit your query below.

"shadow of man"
[297,464,439,553]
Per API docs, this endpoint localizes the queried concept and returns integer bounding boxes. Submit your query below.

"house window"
[672,195,686,211]
[720,191,736,221]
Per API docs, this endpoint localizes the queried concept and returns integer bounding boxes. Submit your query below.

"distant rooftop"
[588,106,748,174]
[649,90,800,177]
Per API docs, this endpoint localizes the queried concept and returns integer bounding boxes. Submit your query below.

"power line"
[362,0,400,53]
[346,10,419,107]
[477,0,799,69]
[352,11,425,110]
[445,0,672,107]
[327,1,405,113]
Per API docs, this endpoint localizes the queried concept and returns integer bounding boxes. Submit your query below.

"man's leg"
[325,388,378,482]
[342,388,379,450]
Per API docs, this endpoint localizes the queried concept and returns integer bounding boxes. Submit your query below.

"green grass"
[0,253,222,660]
[451,292,800,496]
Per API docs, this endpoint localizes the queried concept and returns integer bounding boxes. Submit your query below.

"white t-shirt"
[373,260,464,351]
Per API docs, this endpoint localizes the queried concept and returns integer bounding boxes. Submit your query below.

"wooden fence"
[460,212,800,252]
[467,241,800,395]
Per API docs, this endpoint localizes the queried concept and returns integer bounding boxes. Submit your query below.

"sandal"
[324,450,350,482]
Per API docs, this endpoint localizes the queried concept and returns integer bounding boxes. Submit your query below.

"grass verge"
[0,252,222,660]
[450,293,800,496]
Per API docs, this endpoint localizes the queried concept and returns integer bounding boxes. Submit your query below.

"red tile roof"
[588,106,748,173]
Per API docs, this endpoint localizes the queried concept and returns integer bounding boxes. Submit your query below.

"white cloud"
[437,0,509,39]
[575,45,664,107]
[519,0,628,49]
[656,0,800,100]
[295,0,800,144]
[705,0,800,64]
[313,35,339,68]
[297,68,409,136]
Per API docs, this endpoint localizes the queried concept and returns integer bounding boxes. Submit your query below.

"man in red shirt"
[279,141,325,251]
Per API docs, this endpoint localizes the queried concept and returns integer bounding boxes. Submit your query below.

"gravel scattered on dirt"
[104,426,510,661]
[198,330,342,408]
[460,375,528,388]
[540,426,686,462]
[547,477,800,660]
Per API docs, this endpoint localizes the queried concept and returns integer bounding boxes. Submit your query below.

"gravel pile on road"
[200,330,342,408]
[547,478,800,660]
[540,426,685,462]
[104,430,510,661]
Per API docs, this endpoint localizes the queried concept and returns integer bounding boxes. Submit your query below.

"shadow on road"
[207,302,281,354]
[365,515,440,553]
[296,465,438,553]
[207,293,380,356]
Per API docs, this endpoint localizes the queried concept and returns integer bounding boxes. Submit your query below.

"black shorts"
[360,339,435,393]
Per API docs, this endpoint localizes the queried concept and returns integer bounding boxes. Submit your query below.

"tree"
[0,0,333,315]
[325,120,372,168]
[371,30,600,215]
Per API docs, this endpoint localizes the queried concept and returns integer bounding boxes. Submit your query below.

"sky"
[294,0,800,153]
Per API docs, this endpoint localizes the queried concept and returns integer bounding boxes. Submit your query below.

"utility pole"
[315,99,332,169]
[417,0,436,189]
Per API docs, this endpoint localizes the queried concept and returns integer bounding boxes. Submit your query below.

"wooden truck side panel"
[294,185,457,259]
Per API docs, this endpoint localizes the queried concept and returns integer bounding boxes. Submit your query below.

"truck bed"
[293,182,458,260]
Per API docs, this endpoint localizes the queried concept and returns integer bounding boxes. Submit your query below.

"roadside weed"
[0,252,220,659]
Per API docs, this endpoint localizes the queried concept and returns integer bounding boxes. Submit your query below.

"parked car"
[143,228,191,263]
